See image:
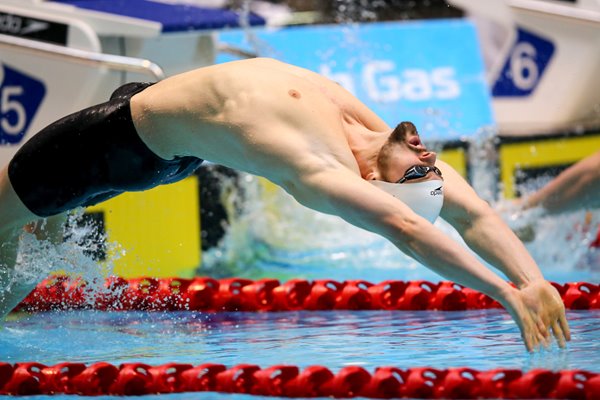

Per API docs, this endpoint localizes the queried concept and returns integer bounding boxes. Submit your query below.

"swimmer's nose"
[419,151,437,165]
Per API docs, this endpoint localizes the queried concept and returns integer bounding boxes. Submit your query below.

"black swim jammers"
[8,82,203,217]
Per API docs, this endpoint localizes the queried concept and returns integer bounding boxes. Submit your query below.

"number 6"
[510,42,539,91]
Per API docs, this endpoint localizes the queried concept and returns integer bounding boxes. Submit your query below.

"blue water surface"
[2,309,598,371]
[1,306,599,399]
[1,209,598,399]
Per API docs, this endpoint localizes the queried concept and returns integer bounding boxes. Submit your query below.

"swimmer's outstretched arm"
[436,160,570,350]
[295,165,567,352]
[520,150,600,214]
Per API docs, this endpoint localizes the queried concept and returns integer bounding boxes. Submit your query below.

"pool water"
[1,309,599,371]
[1,306,599,399]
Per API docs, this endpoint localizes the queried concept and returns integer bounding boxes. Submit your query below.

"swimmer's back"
[130,58,384,184]
[134,58,350,128]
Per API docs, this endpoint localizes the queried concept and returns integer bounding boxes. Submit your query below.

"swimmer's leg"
[0,166,39,231]
[0,166,56,319]
[0,233,21,320]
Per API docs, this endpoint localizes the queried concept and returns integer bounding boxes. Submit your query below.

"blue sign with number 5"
[1,64,46,144]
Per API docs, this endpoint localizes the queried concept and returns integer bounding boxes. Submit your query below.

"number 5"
[1,86,27,135]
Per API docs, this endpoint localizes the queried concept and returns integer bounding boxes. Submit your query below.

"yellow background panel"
[87,176,200,278]
[438,147,467,178]
[499,134,600,199]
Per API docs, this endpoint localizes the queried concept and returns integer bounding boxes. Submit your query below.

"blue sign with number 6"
[0,64,46,144]
[492,28,555,97]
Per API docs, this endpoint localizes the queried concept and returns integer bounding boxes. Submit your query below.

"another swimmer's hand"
[499,280,570,352]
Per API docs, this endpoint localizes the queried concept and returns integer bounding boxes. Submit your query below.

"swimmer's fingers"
[521,331,535,353]
[520,317,541,352]
[534,317,552,349]
[505,293,540,352]
[559,313,571,342]
[535,316,550,339]
[551,320,567,349]
[536,329,551,349]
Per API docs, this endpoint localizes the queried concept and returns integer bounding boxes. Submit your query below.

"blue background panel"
[218,20,494,141]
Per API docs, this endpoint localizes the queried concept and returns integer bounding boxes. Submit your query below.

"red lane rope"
[16,276,600,312]
[592,225,600,247]
[1,362,598,398]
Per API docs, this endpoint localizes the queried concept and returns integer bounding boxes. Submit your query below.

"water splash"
[330,0,383,24]
[233,0,278,59]
[467,125,500,203]
[6,210,119,308]
[202,129,598,282]
[498,201,599,276]
[202,170,431,281]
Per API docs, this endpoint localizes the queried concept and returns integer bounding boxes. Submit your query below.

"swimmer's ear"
[365,171,379,181]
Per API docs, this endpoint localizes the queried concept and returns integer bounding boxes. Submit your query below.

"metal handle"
[0,33,165,81]
[217,43,258,59]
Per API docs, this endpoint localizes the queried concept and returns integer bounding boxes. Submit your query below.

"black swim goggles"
[397,165,442,184]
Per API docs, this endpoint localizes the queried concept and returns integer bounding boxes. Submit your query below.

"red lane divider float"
[15,276,600,312]
[0,362,598,398]
[592,225,600,248]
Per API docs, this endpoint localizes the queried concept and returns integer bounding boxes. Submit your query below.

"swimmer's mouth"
[408,135,426,151]
[409,137,420,146]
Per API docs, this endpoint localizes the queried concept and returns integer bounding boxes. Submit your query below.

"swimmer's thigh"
[0,166,41,234]
[7,83,157,218]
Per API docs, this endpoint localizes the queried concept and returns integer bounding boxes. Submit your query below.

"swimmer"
[517,150,600,214]
[0,58,568,351]
[501,150,599,243]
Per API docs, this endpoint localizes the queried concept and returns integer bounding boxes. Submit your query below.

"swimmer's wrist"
[480,279,516,306]
[515,277,547,290]
[511,269,546,289]
[493,283,520,308]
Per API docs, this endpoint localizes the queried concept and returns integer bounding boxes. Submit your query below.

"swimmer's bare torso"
[130,58,389,208]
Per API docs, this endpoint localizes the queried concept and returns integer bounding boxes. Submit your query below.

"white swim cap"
[370,179,444,223]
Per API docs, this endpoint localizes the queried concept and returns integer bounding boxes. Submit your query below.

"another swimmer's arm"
[521,150,600,214]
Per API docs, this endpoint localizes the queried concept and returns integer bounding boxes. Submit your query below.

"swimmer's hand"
[500,280,570,352]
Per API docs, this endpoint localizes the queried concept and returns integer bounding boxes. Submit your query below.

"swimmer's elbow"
[445,196,495,231]
[457,206,502,239]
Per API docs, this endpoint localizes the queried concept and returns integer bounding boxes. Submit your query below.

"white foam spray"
[4,209,119,309]
[202,128,599,282]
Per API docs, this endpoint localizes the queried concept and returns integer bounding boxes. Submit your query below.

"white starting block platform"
[450,0,600,135]
[0,0,264,160]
